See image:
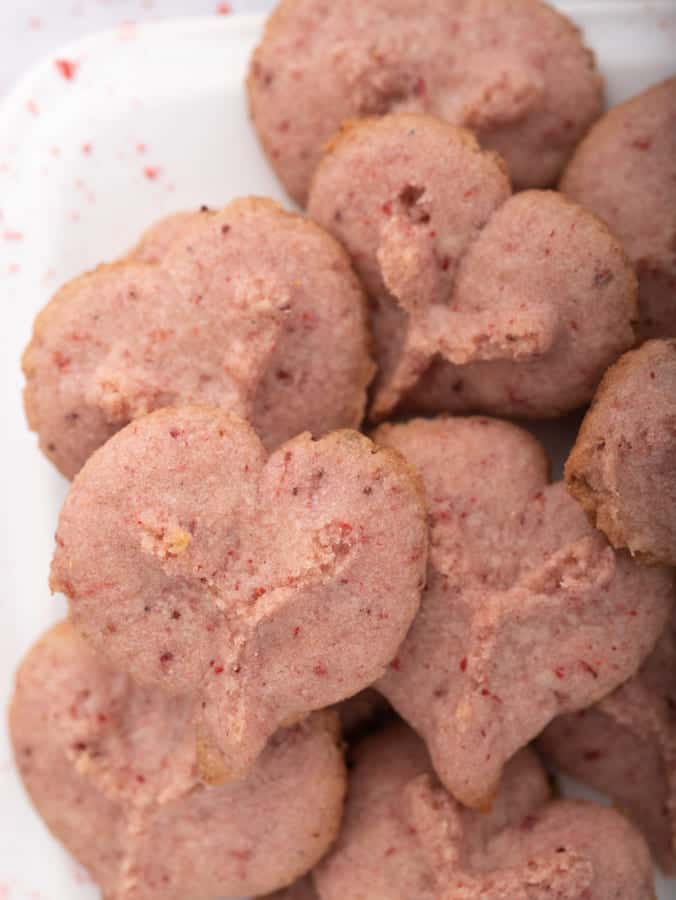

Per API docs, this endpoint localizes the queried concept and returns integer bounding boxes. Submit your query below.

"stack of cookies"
[10,1,676,897]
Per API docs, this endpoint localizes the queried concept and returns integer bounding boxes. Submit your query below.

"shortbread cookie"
[51,406,427,782]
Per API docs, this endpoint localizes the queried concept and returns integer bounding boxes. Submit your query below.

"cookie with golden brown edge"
[540,609,676,875]
[308,115,637,421]
[373,416,673,808]
[565,339,676,566]
[10,622,346,900]
[248,0,602,204]
[561,77,676,339]
[50,406,428,783]
[314,724,655,900]
[23,197,374,479]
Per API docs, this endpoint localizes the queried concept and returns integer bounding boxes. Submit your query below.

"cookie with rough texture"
[10,622,346,900]
[308,115,637,420]
[51,406,427,782]
[540,609,676,874]
[314,724,656,899]
[565,339,676,566]
[561,77,676,338]
[23,197,374,478]
[248,0,602,204]
[373,416,673,807]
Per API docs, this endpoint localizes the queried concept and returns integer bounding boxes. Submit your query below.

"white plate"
[0,8,674,899]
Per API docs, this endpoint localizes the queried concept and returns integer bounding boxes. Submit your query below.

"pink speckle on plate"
[54,59,79,81]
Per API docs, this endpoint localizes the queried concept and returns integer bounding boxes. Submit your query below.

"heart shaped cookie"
[10,622,346,900]
[23,197,374,478]
[307,115,637,420]
[248,0,602,203]
[540,607,676,874]
[51,406,427,781]
[373,416,673,807]
[314,724,655,899]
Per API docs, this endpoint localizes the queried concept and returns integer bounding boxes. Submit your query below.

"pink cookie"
[23,197,374,478]
[51,406,427,782]
[566,339,676,566]
[561,77,676,338]
[10,622,346,900]
[314,724,655,899]
[248,0,602,204]
[308,115,637,420]
[373,416,673,807]
[540,608,676,874]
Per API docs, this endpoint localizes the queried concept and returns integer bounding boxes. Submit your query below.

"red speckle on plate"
[28,16,42,29]
[144,166,161,181]
[4,230,23,241]
[217,2,232,13]
[26,99,40,116]
[51,147,61,158]
[136,143,147,155]
[69,211,81,223]
[55,59,79,80]
[8,263,21,274]
[82,142,92,155]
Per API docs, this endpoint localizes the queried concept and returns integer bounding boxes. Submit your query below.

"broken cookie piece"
[565,339,676,566]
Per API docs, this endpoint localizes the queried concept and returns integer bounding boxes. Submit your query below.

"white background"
[0,0,275,99]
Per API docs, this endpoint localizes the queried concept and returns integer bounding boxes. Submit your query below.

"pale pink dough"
[23,197,374,479]
[307,115,637,420]
[314,724,655,899]
[540,609,676,874]
[50,406,427,782]
[248,0,602,204]
[561,77,676,338]
[9,622,346,900]
[373,416,673,807]
[566,339,676,566]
